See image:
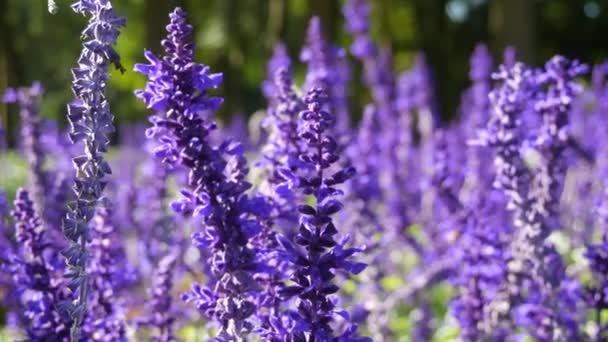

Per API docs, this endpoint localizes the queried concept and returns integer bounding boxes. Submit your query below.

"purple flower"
[431,129,463,218]
[342,104,383,243]
[503,46,517,69]
[262,43,291,102]
[62,1,125,339]
[3,83,48,223]
[82,206,129,341]
[10,189,72,340]
[135,8,265,340]
[461,44,494,201]
[135,142,180,340]
[301,17,351,137]
[4,85,72,234]
[383,66,424,254]
[474,62,534,335]
[343,0,376,59]
[513,247,583,341]
[480,57,587,339]
[451,195,508,341]
[138,253,178,342]
[261,68,307,207]
[276,87,368,340]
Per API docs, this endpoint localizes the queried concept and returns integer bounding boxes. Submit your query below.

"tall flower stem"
[63,1,125,340]
[135,8,266,340]
[276,87,368,341]
[3,83,47,222]
[481,58,586,340]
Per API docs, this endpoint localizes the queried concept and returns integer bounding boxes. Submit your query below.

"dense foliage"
[2,1,608,341]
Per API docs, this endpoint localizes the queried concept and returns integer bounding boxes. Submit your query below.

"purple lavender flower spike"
[301,17,351,138]
[503,46,517,68]
[411,56,438,212]
[83,206,128,341]
[343,0,376,60]
[480,57,587,340]
[4,85,72,231]
[63,1,125,339]
[276,87,369,341]
[367,47,396,125]
[262,43,291,102]
[461,44,494,202]
[475,62,534,336]
[431,129,463,218]
[451,195,508,341]
[343,104,383,243]
[256,68,307,335]
[137,143,179,266]
[262,68,307,207]
[3,83,48,222]
[344,0,396,125]
[10,189,73,340]
[135,141,180,341]
[135,8,266,340]
[382,67,425,254]
[514,246,583,341]
[454,50,503,337]
[138,253,178,342]
[133,138,182,340]
[301,17,336,91]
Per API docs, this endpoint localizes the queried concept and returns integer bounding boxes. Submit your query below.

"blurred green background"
[2,0,608,146]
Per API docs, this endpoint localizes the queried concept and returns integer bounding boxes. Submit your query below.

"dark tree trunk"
[144,1,174,55]
[412,0,448,119]
[310,0,339,42]
[489,0,535,63]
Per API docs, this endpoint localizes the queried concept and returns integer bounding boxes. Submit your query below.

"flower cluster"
[3,83,47,217]
[478,57,587,340]
[10,189,72,340]
[262,67,306,205]
[461,44,494,201]
[5,1,608,341]
[138,253,178,342]
[302,17,351,133]
[262,43,291,103]
[275,88,368,340]
[62,0,125,339]
[135,8,266,340]
[82,206,128,340]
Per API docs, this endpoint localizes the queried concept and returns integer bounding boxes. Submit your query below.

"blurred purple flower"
[82,206,129,340]
[10,189,72,340]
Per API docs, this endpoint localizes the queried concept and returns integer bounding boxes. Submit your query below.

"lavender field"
[1,0,608,341]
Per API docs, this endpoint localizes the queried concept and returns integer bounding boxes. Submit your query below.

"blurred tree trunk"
[310,0,339,42]
[266,0,287,48]
[0,1,23,147]
[489,0,535,63]
[220,0,243,116]
[378,0,394,47]
[412,0,448,118]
